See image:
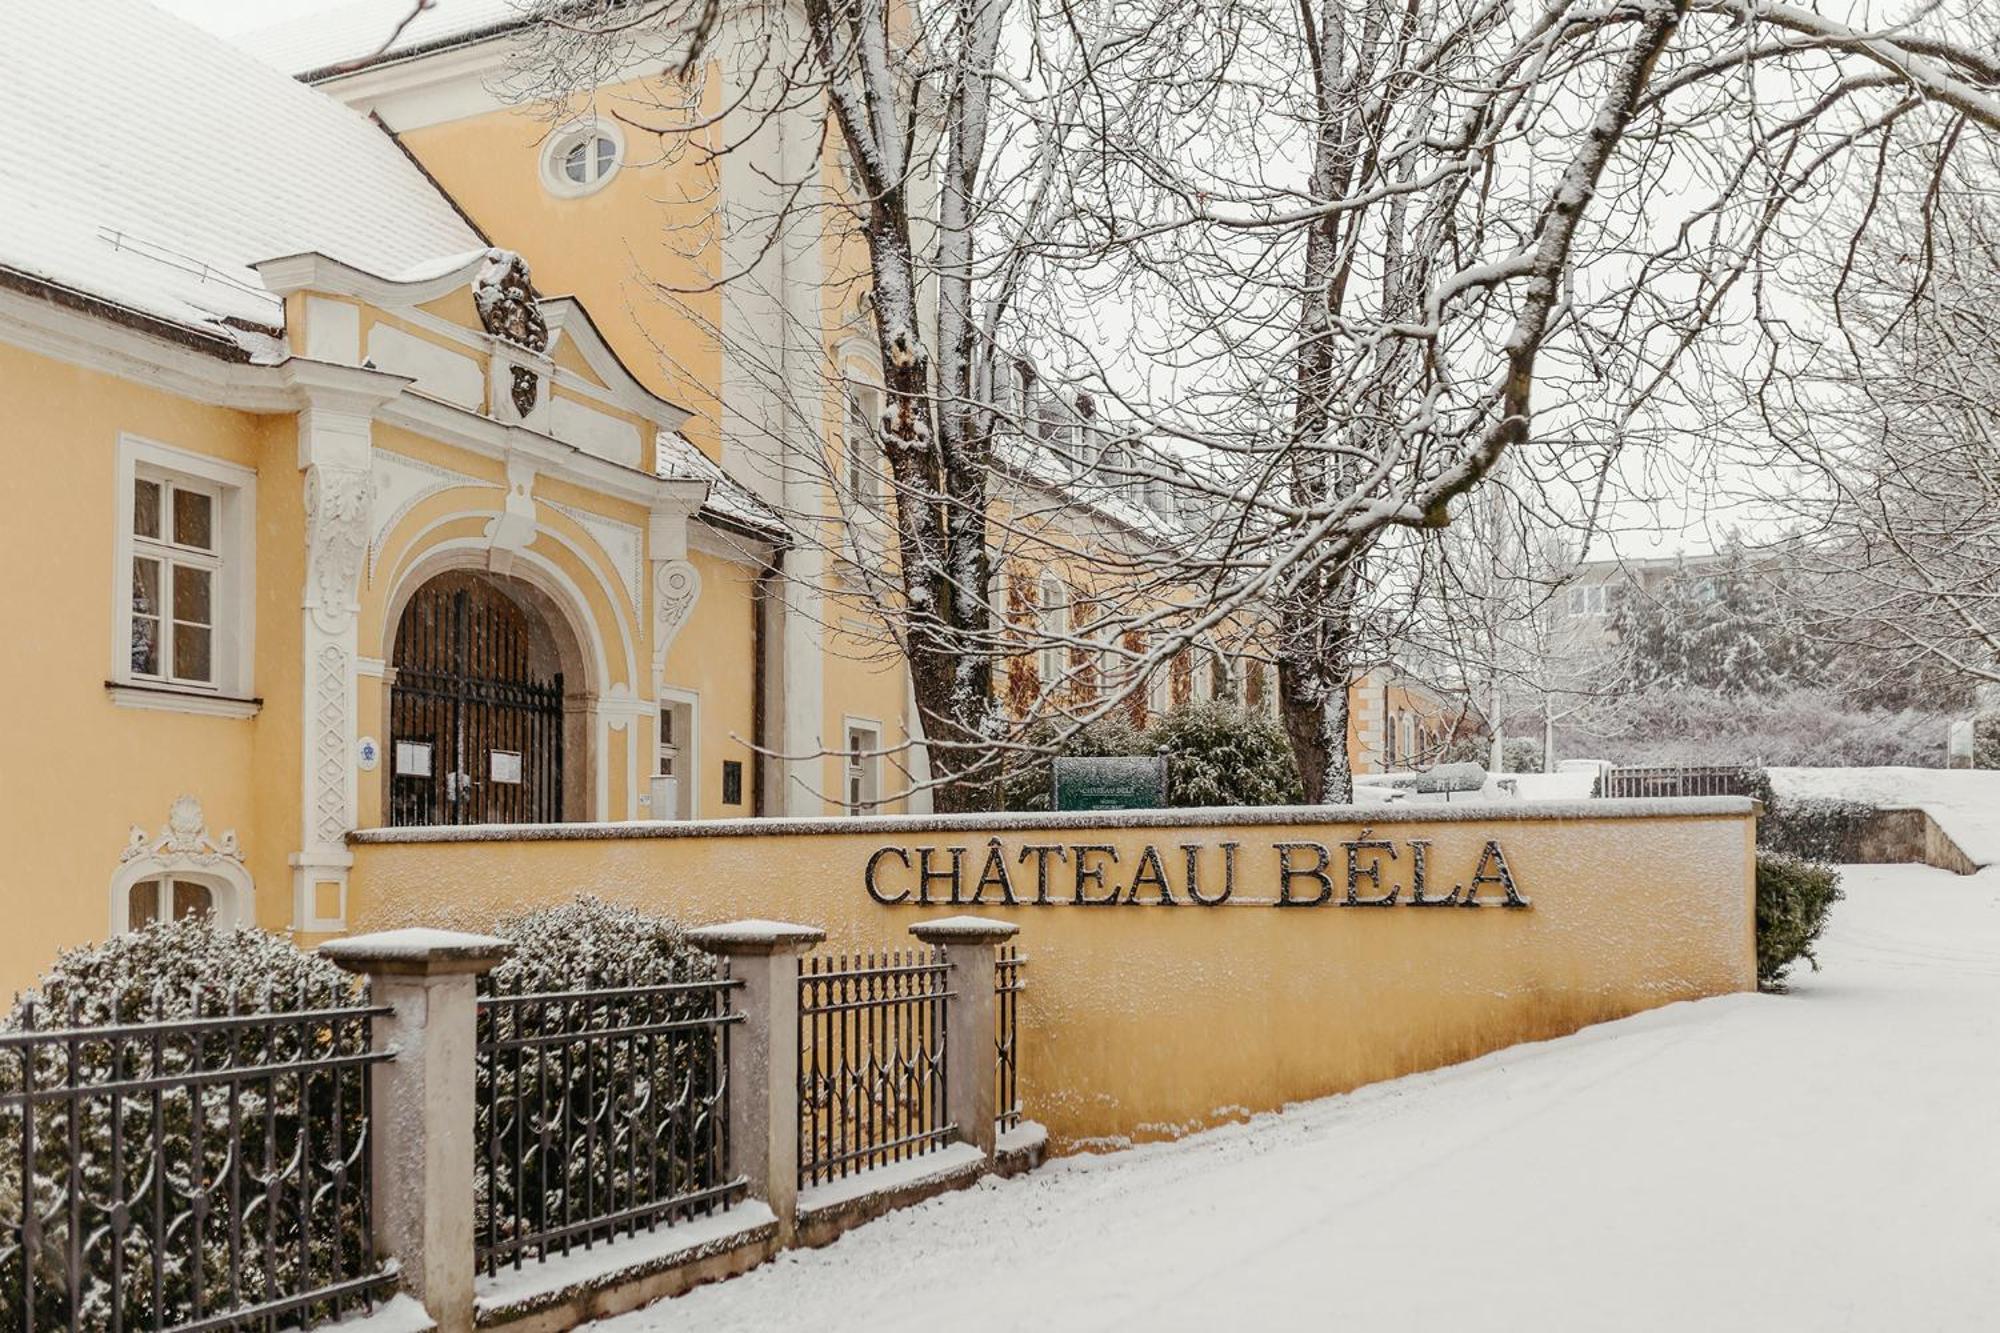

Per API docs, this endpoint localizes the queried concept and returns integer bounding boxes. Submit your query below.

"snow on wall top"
[234,0,534,78]
[0,0,482,345]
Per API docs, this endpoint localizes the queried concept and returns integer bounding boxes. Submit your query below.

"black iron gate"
[390,576,565,826]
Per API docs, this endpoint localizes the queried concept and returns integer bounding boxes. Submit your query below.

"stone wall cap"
[908,916,1020,943]
[351,796,1759,845]
[320,928,514,976]
[688,919,826,954]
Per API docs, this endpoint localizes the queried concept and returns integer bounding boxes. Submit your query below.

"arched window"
[843,380,881,505]
[1038,576,1067,695]
[112,797,249,934]
[542,121,624,197]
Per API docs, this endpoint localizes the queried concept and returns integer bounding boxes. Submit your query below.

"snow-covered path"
[604,864,2000,1332]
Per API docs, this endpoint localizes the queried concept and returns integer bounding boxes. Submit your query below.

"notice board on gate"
[1052,755,1169,811]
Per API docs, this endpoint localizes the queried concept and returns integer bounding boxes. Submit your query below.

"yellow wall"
[347,801,1758,1151]
[0,341,303,995]
[394,79,724,460]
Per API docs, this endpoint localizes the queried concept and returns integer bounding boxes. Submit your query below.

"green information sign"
[1051,756,1169,812]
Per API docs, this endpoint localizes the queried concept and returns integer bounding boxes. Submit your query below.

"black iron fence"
[1598,763,1759,799]
[473,973,744,1277]
[0,986,390,1331]
[995,947,1025,1134]
[797,950,952,1189]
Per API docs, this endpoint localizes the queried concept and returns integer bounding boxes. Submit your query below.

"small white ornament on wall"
[357,736,380,771]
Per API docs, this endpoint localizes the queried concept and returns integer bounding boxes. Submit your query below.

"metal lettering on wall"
[862,833,1530,909]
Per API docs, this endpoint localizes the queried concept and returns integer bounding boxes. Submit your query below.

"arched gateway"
[388,571,583,826]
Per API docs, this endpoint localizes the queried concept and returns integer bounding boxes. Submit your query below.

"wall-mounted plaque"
[1052,755,1168,812]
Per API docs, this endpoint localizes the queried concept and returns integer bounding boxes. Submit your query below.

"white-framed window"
[541,120,623,198]
[112,437,255,708]
[844,382,881,506]
[1038,576,1068,693]
[1567,583,1608,617]
[652,693,698,819]
[845,720,882,815]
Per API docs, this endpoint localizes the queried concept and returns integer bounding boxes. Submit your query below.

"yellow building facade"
[0,2,1465,997]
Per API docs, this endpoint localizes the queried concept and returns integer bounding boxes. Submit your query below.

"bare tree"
[1043,0,2000,799]
[1748,138,2000,695]
[502,0,2000,809]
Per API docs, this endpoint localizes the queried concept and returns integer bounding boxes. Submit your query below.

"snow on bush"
[1149,701,1303,807]
[1564,687,1957,768]
[1747,772,1877,863]
[0,918,369,1328]
[477,897,725,1262]
[1755,854,1845,989]
[485,893,712,992]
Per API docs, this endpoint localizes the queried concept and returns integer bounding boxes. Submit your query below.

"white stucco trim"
[538,117,626,200]
[653,685,702,820]
[110,434,258,701]
[110,797,250,934]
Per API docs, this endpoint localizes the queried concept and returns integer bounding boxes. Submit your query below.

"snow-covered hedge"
[0,918,369,1328]
[484,893,713,992]
[476,897,724,1264]
[1755,854,1844,989]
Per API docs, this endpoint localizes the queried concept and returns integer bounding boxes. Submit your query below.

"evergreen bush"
[1975,712,2000,770]
[1500,737,1543,773]
[1755,853,1845,989]
[0,919,367,1328]
[477,897,722,1263]
[1148,701,1304,807]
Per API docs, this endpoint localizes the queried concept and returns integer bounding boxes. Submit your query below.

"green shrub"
[1976,712,2000,770]
[1149,701,1304,807]
[0,919,366,1328]
[1001,703,1300,809]
[1744,771,1876,862]
[485,893,712,991]
[1500,737,1542,773]
[477,897,720,1263]
[1756,853,1844,989]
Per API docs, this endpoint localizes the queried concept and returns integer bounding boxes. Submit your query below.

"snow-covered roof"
[655,432,785,537]
[0,0,483,349]
[235,0,535,78]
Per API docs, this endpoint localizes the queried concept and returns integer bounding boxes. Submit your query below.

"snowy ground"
[599,859,2000,1332]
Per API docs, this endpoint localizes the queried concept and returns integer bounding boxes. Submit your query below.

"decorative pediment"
[122,795,242,869]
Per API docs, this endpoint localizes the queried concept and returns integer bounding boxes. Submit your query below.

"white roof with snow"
[0,0,483,347]
[236,0,534,77]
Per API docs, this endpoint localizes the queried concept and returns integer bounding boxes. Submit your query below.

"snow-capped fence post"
[909,917,1020,1161]
[321,928,514,1333]
[689,920,826,1244]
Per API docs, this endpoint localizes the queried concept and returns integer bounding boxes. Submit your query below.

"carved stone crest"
[474,251,549,418]
[123,795,242,866]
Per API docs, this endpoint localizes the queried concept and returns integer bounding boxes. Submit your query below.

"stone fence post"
[688,920,826,1243]
[908,916,1019,1160]
[321,928,513,1333]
